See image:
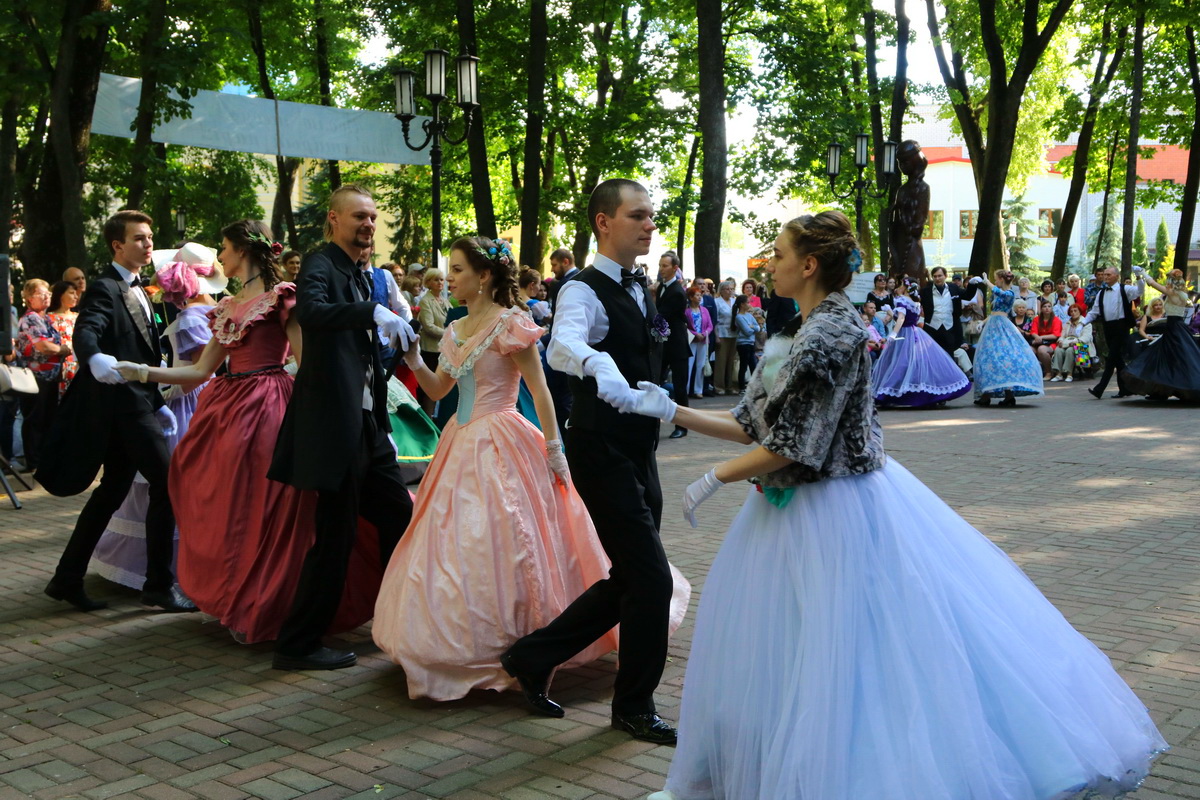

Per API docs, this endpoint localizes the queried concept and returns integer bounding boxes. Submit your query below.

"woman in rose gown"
[92,245,224,588]
[373,237,689,701]
[117,220,381,642]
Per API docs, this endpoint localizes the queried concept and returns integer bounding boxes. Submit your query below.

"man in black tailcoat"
[656,251,691,438]
[268,184,416,670]
[37,210,194,613]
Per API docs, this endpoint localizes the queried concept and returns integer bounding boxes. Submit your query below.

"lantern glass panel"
[394,70,415,118]
[882,141,898,175]
[425,49,447,99]
[457,54,479,106]
[854,133,870,168]
[826,143,842,177]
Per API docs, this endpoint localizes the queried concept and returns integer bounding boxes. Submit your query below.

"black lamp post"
[175,207,187,242]
[826,134,898,267]
[393,48,480,264]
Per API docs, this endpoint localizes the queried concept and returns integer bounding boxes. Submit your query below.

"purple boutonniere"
[650,313,670,343]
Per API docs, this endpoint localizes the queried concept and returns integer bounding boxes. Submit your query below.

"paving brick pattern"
[1,383,1197,799]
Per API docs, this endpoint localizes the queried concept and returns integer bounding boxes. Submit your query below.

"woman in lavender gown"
[91,245,225,589]
[871,278,970,407]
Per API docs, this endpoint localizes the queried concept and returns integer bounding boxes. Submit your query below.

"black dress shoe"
[499,650,564,718]
[44,579,108,612]
[1112,392,1131,398]
[612,711,678,745]
[141,587,198,613]
[1088,386,1104,399]
[272,647,357,670]
[668,427,687,439]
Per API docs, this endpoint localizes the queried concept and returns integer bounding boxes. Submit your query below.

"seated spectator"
[1052,291,1072,325]
[1050,303,1094,381]
[862,299,888,337]
[1038,279,1057,312]
[1029,300,1062,376]
[861,310,884,360]
[1011,299,1035,344]
[46,280,80,397]
[866,273,891,310]
[15,279,69,472]
[1066,273,1087,311]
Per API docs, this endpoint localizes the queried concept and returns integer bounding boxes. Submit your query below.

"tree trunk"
[247,3,300,246]
[864,9,886,272]
[694,0,726,282]
[518,0,548,268]
[150,142,173,244]
[313,0,340,190]
[881,0,910,274]
[1051,17,1125,281]
[21,0,112,280]
[125,0,167,209]
[1092,128,1121,275]
[1119,9,1145,279]
[1175,26,1200,273]
[0,98,18,255]
[677,134,701,268]
[457,0,496,238]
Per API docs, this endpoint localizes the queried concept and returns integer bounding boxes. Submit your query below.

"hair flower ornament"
[475,238,515,268]
[846,248,863,272]
[650,313,670,343]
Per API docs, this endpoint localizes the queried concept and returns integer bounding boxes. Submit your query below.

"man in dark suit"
[1082,265,1145,398]
[269,184,416,670]
[656,252,690,438]
[37,210,194,613]
[546,248,579,312]
[919,266,963,354]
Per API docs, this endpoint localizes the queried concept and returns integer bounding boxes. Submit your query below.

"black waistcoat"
[1098,284,1135,327]
[567,266,661,438]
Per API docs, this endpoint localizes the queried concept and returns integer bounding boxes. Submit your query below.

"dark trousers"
[1095,321,1133,394]
[19,378,59,471]
[661,351,690,427]
[275,411,411,656]
[926,325,960,356]
[736,343,758,390]
[507,427,674,716]
[54,406,174,593]
[546,366,573,434]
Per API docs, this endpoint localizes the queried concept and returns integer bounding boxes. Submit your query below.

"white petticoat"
[663,458,1165,800]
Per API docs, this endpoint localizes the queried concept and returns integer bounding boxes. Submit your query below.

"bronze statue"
[888,140,930,286]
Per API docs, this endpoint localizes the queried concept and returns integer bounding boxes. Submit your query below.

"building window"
[924,211,944,239]
[960,211,978,239]
[1038,208,1062,238]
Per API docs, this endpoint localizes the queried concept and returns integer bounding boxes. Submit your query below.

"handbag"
[0,362,39,395]
[702,361,712,378]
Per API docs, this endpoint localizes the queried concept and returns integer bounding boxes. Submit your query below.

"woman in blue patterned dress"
[971,270,1044,406]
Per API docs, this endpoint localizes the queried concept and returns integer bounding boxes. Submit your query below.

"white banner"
[91,73,431,166]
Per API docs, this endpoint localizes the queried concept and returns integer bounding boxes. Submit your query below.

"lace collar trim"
[437,308,520,379]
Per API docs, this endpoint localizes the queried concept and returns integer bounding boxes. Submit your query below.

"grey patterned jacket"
[732,290,885,488]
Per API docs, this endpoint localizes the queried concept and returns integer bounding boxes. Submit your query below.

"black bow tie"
[620,269,646,289]
[131,275,151,288]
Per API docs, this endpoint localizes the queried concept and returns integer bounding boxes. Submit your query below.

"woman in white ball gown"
[617,211,1165,800]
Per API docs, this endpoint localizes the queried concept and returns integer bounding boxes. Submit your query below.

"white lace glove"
[683,468,724,529]
[583,352,634,410]
[155,405,178,437]
[374,304,418,351]
[545,439,570,485]
[90,353,128,385]
[619,380,678,422]
[115,361,150,382]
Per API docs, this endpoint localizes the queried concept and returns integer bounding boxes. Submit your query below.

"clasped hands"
[585,353,678,422]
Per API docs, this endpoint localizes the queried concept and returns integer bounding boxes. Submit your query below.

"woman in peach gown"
[373,237,688,701]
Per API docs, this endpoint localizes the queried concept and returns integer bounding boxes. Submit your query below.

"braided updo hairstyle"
[779,210,859,293]
[450,236,520,308]
[221,219,282,291]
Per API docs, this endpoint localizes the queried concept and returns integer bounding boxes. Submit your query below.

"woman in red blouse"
[47,281,80,397]
[1029,300,1062,377]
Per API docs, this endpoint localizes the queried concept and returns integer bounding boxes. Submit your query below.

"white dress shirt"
[929,284,953,330]
[374,266,412,321]
[111,261,154,324]
[1082,278,1143,325]
[713,294,735,338]
[547,254,645,378]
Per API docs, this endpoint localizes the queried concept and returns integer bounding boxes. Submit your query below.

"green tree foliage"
[1087,199,1123,272]
[1154,217,1171,279]
[1002,195,1040,276]
[1131,214,1148,269]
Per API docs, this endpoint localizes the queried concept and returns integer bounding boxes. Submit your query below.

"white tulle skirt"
[663,458,1165,800]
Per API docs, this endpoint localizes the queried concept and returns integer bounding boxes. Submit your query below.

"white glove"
[683,468,724,529]
[583,352,634,410]
[115,361,150,382]
[155,405,178,437]
[620,380,678,422]
[374,304,418,351]
[90,353,128,385]
[545,439,570,485]
[161,383,185,403]
[1132,265,1145,276]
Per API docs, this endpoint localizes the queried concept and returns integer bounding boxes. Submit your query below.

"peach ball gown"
[373,309,690,700]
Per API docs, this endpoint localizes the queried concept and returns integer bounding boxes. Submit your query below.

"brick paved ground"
[1,382,1197,799]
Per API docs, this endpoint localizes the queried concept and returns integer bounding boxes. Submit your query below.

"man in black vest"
[919,266,972,374]
[1081,265,1145,398]
[269,184,416,670]
[37,210,194,613]
[501,179,679,744]
[656,251,690,438]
